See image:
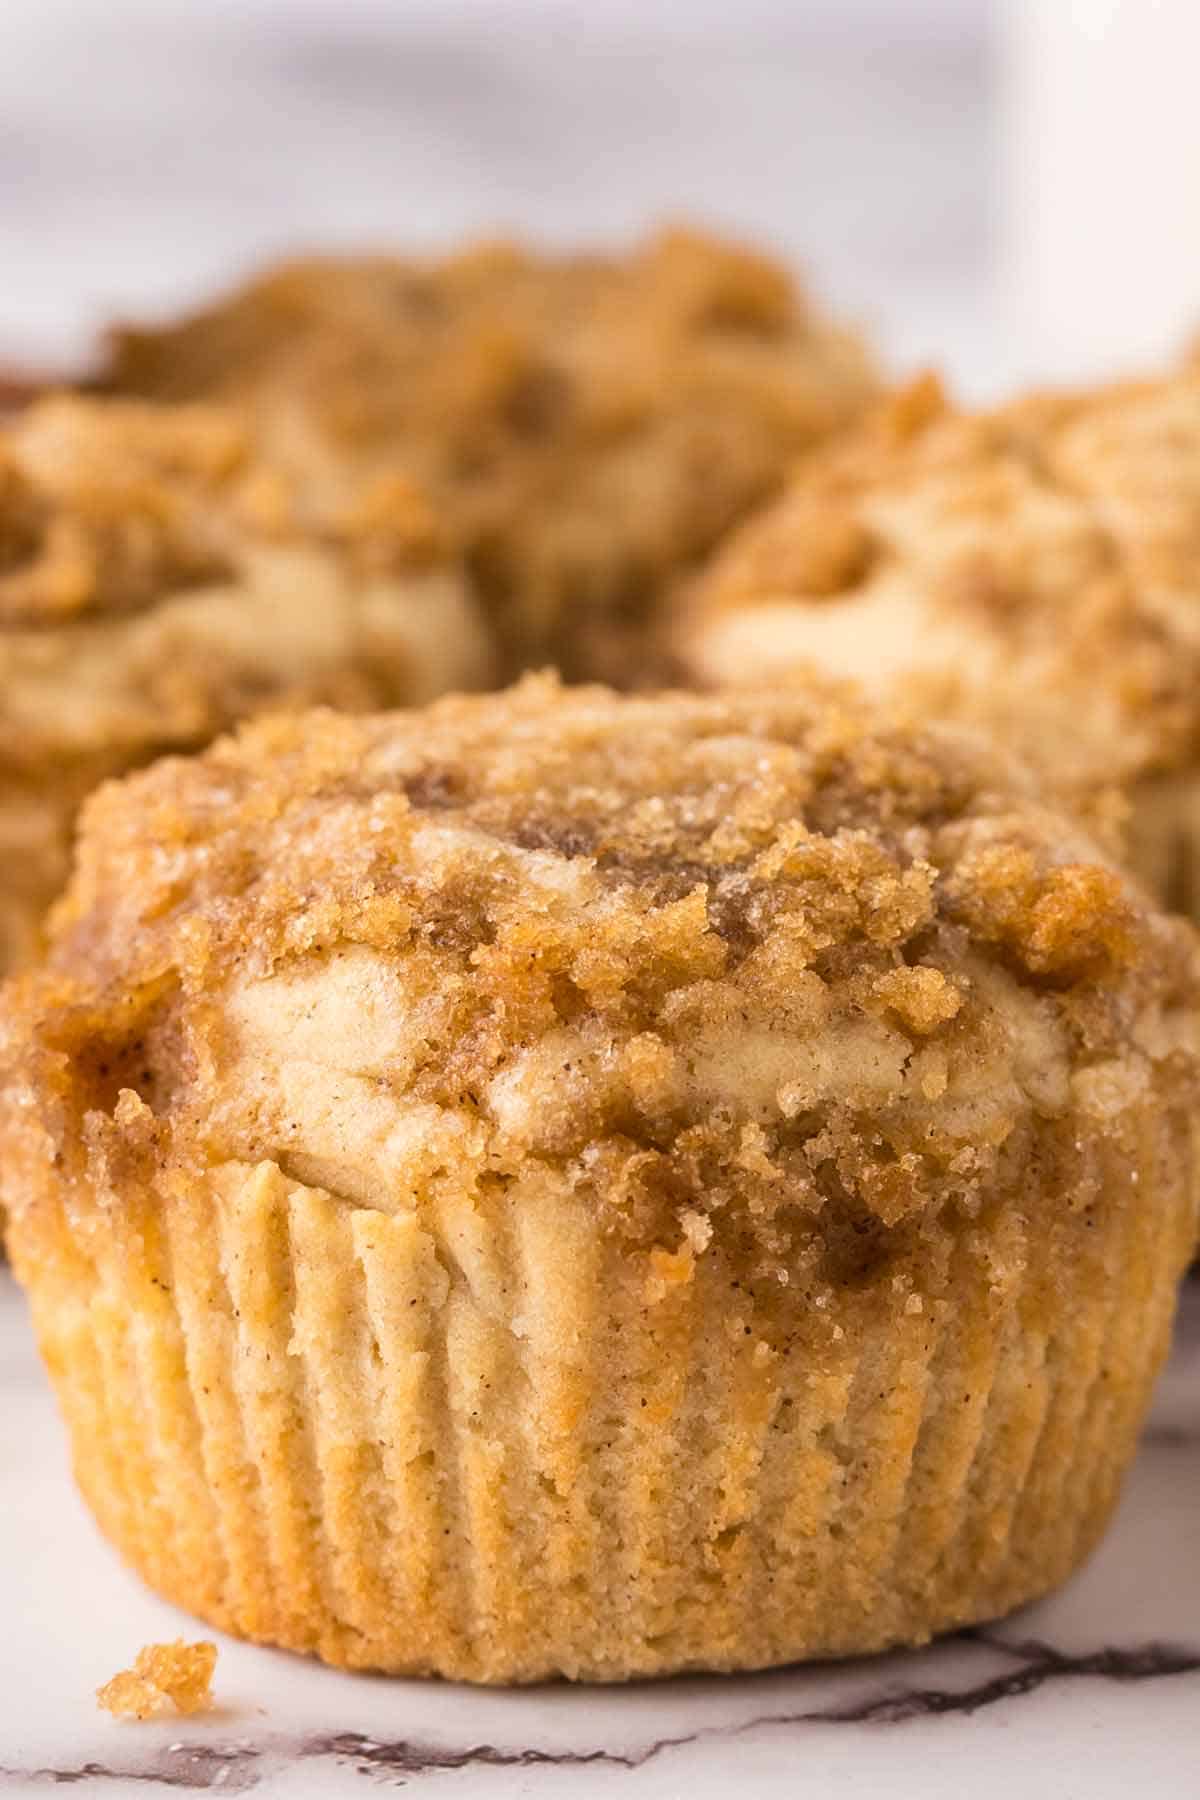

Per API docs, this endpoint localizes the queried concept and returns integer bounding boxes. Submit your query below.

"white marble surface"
[1,1268,1197,1796]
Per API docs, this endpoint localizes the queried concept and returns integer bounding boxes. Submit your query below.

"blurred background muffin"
[674,368,1200,919]
[0,392,490,972]
[100,230,878,680]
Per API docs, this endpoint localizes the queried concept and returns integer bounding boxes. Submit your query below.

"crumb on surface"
[97,1640,217,1720]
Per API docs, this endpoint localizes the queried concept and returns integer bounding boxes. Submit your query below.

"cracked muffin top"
[0,392,492,777]
[8,677,1197,1286]
[101,227,878,677]
[678,368,1200,802]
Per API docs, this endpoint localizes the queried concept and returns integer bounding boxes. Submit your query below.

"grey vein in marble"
[4,1630,1198,1791]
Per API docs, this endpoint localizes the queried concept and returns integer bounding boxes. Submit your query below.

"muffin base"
[11,1105,1195,1685]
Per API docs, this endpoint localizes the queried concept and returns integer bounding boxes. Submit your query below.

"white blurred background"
[1,0,1198,397]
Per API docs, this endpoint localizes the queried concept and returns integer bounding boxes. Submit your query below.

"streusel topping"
[103,228,878,674]
[682,368,1200,795]
[0,393,488,774]
[0,393,490,971]
[11,678,1194,1280]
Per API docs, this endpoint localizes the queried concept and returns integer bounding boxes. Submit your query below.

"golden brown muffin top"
[0,398,246,625]
[0,394,489,781]
[681,368,1200,796]
[0,392,446,627]
[7,678,1196,1278]
[103,227,878,673]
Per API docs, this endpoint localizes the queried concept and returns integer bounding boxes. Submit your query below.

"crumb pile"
[103,228,879,678]
[678,368,1200,911]
[5,678,1196,1680]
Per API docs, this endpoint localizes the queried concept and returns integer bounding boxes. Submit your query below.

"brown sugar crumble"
[9,672,1196,1278]
[0,391,491,977]
[101,226,880,678]
[677,364,1200,912]
[97,1640,217,1720]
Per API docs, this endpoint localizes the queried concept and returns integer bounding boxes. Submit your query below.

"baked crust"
[5,678,1197,1680]
[0,393,493,970]
[677,368,1200,907]
[102,228,879,679]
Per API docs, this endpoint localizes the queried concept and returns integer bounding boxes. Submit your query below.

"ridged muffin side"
[4,680,1197,1681]
[15,1127,1193,1682]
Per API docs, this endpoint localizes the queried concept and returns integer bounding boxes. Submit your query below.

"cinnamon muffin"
[101,227,879,680]
[4,678,1196,1683]
[0,369,43,415]
[677,369,1200,915]
[0,392,492,972]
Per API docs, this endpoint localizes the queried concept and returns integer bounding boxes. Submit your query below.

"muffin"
[4,677,1196,1684]
[0,392,492,972]
[676,369,1200,915]
[0,369,43,415]
[101,227,879,680]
